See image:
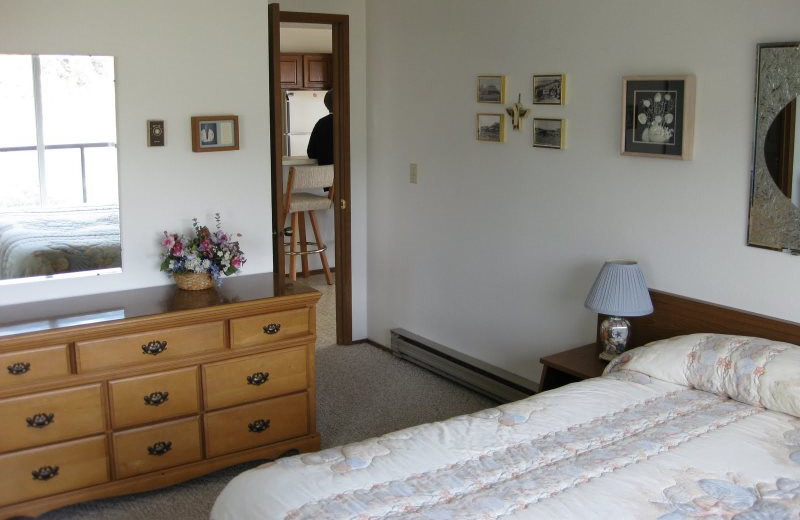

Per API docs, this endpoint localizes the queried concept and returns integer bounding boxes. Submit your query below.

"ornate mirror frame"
[748,42,800,253]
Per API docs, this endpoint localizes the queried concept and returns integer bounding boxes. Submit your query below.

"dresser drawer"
[112,416,202,479]
[0,435,108,507]
[230,308,311,349]
[204,392,308,458]
[0,345,70,388]
[75,321,225,372]
[203,346,308,410]
[0,384,105,453]
[108,367,200,429]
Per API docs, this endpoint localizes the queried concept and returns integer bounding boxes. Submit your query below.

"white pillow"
[604,333,800,418]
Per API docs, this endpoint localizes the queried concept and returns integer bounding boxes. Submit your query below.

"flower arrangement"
[636,91,676,144]
[160,213,246,285]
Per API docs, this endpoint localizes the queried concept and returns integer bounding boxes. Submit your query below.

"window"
[0,54,118,209]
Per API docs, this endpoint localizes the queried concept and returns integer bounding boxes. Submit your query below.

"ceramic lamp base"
[598,316,631,361]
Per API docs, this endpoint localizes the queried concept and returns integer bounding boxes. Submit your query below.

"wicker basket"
[173,272,214,291]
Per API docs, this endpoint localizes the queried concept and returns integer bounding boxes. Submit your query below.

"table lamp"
[584,260,653,361]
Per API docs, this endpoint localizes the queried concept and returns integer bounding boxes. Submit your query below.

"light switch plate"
[409,163,418,184]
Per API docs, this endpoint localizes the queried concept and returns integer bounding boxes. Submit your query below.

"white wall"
[0,0,368,341]
[366,0,800,381]
[281,26,332,53]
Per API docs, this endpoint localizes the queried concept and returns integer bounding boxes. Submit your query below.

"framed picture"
[477,75,505,104]
[476,113,505,142]
[621,75,695,160]
[191,115,239,152]
[532,74,565,105]
[532,118,565,149]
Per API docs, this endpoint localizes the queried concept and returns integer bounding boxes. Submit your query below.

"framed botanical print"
[621,75,695,159]
[476,113,505,142]
[477,75,505,104]
[532,118,565,149]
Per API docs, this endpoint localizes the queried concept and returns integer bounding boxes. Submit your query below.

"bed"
[211,292,800,519]
[0,205,121,279]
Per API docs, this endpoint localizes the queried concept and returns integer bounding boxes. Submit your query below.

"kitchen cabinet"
[280,53,331,90]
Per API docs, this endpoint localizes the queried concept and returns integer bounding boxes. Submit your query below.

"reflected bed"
[0,204,120,279]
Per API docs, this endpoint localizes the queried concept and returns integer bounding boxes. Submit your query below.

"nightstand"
[538,343,609,392]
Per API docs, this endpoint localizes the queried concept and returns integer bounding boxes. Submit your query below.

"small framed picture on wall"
[477,75,505,104]
[532,74,565,105]
[621,75,695,160]
[532,118,565,149]
[476,113,505,142]
[191,115,239,152]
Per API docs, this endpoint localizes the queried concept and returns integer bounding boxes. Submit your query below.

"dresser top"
[0,274,318,338]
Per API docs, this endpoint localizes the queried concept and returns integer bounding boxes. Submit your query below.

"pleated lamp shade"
[584,260,653,317]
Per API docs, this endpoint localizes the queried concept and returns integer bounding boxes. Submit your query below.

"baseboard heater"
[390,328,537,403]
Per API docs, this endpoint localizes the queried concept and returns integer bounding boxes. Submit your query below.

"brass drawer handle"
[7,362,31,375]
[246,371,269,386]
[147,441,172,456]
[142,340,168,356]
[143,391,169,406]
[263,323,281,335]
[248,419,271,433]
[26,413,55,429]
[32,465,59,481]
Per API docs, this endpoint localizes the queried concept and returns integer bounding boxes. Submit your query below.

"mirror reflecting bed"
[0,54,121,281]
[749,42,800,253]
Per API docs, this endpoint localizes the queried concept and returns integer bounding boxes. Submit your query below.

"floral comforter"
[212,334,800,519]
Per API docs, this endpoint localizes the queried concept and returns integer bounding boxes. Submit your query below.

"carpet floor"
[37,344,498,520]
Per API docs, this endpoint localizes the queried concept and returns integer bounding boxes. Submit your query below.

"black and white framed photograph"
[621,75,695,160]
[191,115,239,152]
[532,74,565,105]
[532,118,565,149]
[476,113,505,142]
[477,75,505,104]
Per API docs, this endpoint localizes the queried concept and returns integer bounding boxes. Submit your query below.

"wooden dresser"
[0,274,320,519]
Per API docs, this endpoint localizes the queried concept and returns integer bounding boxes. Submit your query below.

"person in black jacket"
[307,90,333,165]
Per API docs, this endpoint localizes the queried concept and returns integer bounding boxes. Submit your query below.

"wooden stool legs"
[309,210,333,285]
[298,215,309,278]
[289,212,299,280]
[286,210,333,285]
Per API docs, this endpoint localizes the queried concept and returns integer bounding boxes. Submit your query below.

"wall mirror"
[749,42,800,253]
[0,54,121,283]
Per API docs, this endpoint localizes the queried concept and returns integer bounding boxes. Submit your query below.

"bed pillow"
[604,333,800,418]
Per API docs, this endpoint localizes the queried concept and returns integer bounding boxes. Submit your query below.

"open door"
[268,4,286,291]
[268,3,353,345]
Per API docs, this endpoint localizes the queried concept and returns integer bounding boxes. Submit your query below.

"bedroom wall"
[0,0,368,340]
[365,0,800,381]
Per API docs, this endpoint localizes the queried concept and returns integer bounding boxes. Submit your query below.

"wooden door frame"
[268,4,352,345]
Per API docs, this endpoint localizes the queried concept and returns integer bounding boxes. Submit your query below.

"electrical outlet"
[409,163,418,184]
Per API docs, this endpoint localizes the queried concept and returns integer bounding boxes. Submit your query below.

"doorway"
[268,4,352,346]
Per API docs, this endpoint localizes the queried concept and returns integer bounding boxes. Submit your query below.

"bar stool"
[284,165,334,285]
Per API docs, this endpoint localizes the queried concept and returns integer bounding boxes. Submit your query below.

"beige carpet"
[36,344,497,519]
[301,273,337,349]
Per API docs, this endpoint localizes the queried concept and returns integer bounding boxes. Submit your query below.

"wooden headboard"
[598,289,800,348]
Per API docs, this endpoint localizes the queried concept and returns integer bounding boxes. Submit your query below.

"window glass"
[44,148,83,206]
[39,55,117,146]
[0,150,39,207]
[84,147,119,204]
[0,55,37,148]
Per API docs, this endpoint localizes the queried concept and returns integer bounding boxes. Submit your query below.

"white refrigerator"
[282,90,329,157]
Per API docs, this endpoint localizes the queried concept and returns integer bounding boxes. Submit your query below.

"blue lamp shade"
[584,260,653,317]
